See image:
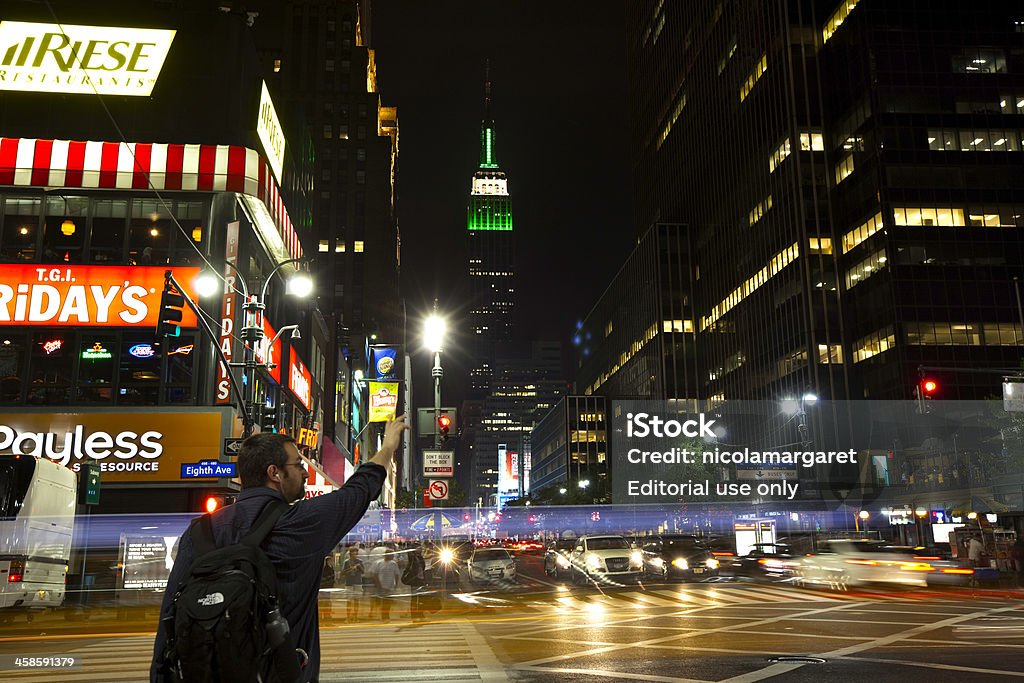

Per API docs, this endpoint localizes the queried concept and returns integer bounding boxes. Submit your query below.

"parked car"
[732,543,800,581]
[544,539,576,579]
[568,535,643,585]
[468,548,517,584]
[639,535,721,581]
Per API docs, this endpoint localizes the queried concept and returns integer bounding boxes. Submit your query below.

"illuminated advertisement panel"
[0,264,199,327]
[0,21,176,96]
[256,81,286,182]
[288,346,311,410]
[254,317,282,384]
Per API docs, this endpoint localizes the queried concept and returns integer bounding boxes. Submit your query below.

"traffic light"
[204,496,220,513]
[438,413,452,443]
[261,402,277,432]
[528,514,536,523]
[915,376,940,413]
[156,277,186,337]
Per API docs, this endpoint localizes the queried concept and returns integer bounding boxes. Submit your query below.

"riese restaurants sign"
[0,409,232,483]
[0,264,199,327]
[0,21,175,96]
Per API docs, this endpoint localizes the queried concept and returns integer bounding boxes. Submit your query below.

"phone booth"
[734,518,777,557]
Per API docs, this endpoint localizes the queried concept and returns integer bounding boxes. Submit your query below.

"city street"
[2,552,1022,682]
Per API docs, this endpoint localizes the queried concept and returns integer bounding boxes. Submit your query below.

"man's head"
[348,546,359,557]
[238,432,306,502]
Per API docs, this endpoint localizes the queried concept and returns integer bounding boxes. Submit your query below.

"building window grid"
[852,326,896,363]
[749,195,772,226]
[842,211,885,253]
[928,128,1023,152]
[822,0,862,44]
[905,322,1023,347]
[845,248,887,290]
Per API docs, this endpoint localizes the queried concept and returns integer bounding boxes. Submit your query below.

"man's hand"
[368,415,410,468]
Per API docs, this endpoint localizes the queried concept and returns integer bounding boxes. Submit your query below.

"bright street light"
[578,479,590,489]
[423,314,447,353]
[802,392,819,404]
[858,510,869,520]
[559,488,567,495]
[193,271,220,298]
[285,271,314,298]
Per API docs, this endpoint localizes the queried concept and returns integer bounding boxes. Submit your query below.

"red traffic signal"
[438,413,452,441]
[921,378,938,395]
[204,496,220,514]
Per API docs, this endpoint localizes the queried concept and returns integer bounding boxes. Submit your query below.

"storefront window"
[129,199,173,265]
[89,199,127,263]
[0,334,26,403]
[170,200,205,265]
[119,334,161,405]
[42,196,88,263]
[1,197,41,261]
[27,331,73,405]
[78,334,117,403]
[165,334,196,404]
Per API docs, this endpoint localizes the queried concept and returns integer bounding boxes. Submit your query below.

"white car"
[468,548,516,583]
[798,540,933,589]
[569,535,644,585]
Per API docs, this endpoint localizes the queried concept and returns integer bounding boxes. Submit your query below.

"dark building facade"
[249,0,401,465]
[619,0,1024,407]
[530,395,609,494]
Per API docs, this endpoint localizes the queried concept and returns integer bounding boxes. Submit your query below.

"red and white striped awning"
[0,137,302,261]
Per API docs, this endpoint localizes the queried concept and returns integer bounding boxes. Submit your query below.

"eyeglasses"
[281,461,307,472]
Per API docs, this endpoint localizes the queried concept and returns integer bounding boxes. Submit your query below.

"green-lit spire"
[479,60,498,169]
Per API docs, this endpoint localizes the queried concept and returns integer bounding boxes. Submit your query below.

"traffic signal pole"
[164,271,254,435]
[432,349,443,449]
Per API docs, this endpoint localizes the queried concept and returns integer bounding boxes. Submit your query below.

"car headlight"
[706,558,720,570]
[506,563,515,570]
[651,557,665,567]
[556,556,570,568]
[439,548,455,564]
[672,558,689,570]
[630,550,644,567]
[586,554,601,569]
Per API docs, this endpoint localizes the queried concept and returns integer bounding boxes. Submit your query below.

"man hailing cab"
[151,416,409,683]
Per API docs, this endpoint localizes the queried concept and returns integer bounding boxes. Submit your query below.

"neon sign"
[169,344,193,356]
[82,342,111,360]
[128,343,156,358]
[42,338,62,354]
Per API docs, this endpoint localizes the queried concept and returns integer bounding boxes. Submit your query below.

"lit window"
[845,248,887,290]
[808,237,832,254]
[842,211,884,253]
[701,242,800,330]
[318,239,329,253]
[335,242,345,253]
[952,49,1007,74]
[604,321,613,337]
[323,125,332,139]
[769,138,791,172]
[835,154,854,184]
[658,90,687,150]
[749,195,773,226]
[273,59,281,73]
[818,344,843,364]
[892,207,965,227]
[799,132,825,151]
[822,0,862,44]
[662,320,694,333]
[739,53,767,102]
[354,241,364,253]
[852,326,895,363]
[717,36,737,75]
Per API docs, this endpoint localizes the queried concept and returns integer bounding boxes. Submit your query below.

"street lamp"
[423,309,447,449]
[559,487,567,495]
[578,479,590,489]
[224,257,313,437]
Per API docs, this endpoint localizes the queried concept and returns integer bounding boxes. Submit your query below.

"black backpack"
[160,501,304,683]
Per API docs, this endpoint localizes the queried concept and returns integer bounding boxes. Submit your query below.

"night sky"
[372,2,632,401]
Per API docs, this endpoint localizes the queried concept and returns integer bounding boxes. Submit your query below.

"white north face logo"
[197,592,225,606]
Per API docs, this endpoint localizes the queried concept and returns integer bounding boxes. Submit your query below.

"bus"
[0,455,77,610]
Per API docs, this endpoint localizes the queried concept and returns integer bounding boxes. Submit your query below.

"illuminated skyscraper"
[467,68,516,393]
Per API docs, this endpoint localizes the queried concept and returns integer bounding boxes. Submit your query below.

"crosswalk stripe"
[727,585,838,603]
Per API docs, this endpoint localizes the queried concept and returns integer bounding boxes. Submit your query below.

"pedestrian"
[343,546,365,622]
[321,556,336,589]
[375,551,403,622]
[403,545,427,621]
[150,415,409,683]
[1010,538,1024,587]
[968,536,985,567]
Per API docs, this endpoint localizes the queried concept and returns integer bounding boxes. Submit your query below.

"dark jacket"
[150,462,386,683]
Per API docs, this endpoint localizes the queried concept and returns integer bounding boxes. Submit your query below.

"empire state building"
[466,73,515,393]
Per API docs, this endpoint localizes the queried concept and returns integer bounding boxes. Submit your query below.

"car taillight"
[941,568,974,575]
[8,559,24,583]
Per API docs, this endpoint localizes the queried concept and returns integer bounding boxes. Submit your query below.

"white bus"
[0,455,77,609]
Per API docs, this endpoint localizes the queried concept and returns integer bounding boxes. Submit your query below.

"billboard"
[497,443,519,496]
[256,81,286,182]
[0,21,176,97]
[0,264,199,327]
[368,381,398,423]
[288,346,311,410]
[0,408,231,484]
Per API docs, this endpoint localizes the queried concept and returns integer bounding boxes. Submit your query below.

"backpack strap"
[241,500,288,548]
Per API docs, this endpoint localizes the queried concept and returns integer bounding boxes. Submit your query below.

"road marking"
[838,655,1024,677]
[516,664,706,683]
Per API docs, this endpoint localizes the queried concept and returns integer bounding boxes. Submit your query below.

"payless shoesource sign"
[0,21,175,96]
[0,410,231,483]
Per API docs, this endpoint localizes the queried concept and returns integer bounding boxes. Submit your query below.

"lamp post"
[798,391,818,448]
[224,258,313,437]
[423,310,447,449]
